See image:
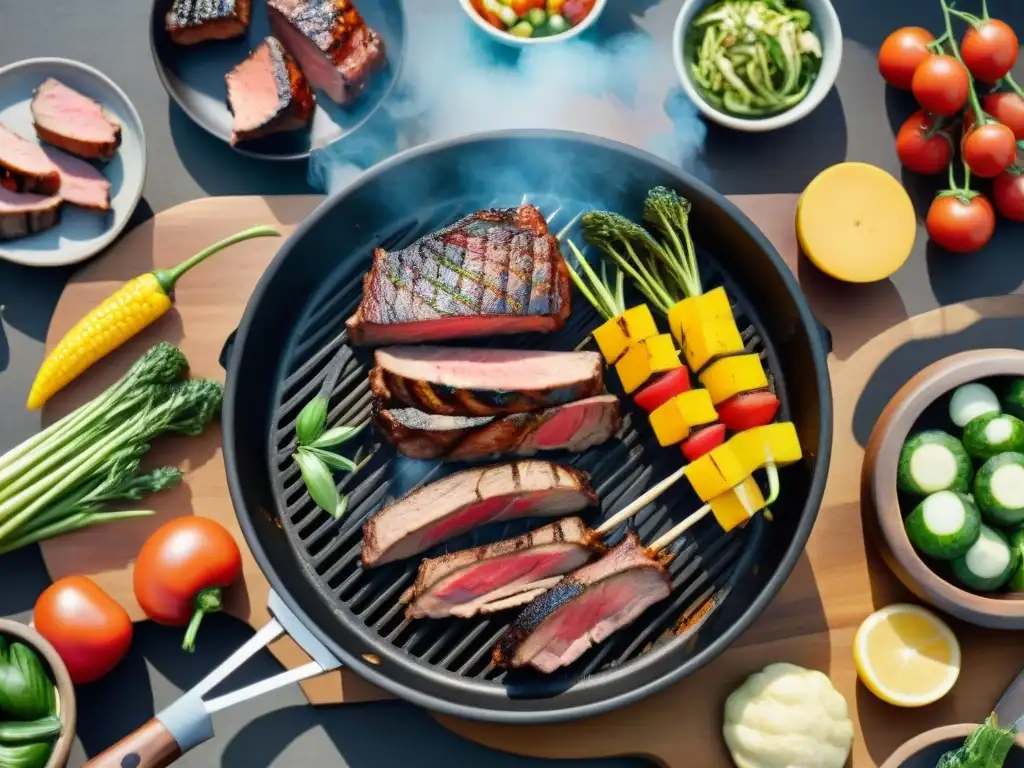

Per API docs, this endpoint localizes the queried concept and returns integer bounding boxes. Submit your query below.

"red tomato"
[717,392,781,433]
[896,110,954,175]
[134,517,243,652]
[681,424,727,462]
[34,576,133,685]
[510,0,544,14]
[563,0,595,26]
[878,27,936,90]
[984,91,1024,140]
[633,368,692,413]
[963,121,1017,177]
[926,194,997,253]
[912,55,970,116]
[994,170,1024,221]
[961,20,1020,83]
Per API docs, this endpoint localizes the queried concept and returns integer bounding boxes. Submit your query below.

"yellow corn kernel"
[674,388,718,428]
[615,333,682,395]
[698,353,768,405]
[592,305,659,364]
[730,422,803,471]
[667,287,733,343]
[684,453,731,501]
[710,476,767,532]
[707,443,749,488]
[682,316,746,373]
[27,273,171,409]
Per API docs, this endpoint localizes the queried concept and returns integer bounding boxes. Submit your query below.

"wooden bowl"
[863,348,1024,629]
[0,619,76,768]
[881,723,1024,767]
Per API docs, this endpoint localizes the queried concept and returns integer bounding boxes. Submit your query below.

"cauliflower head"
[722,662,854,768]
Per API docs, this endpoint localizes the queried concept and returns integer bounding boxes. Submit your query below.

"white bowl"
[672,0,843,132]
[458,0,608,47]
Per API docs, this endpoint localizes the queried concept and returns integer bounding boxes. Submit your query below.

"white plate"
[0,57,147,267]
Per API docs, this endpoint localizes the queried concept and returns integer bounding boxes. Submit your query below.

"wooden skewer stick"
[595,463,689,535]
[647,504,712,554]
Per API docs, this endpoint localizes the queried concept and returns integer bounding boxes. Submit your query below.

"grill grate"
[268,195,787,690]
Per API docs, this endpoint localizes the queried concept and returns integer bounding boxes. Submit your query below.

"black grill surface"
[268,195,786,693]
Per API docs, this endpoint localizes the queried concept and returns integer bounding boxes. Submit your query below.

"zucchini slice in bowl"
[904,491,981,560]
[973,452,1024,527]
[897,431,972,495]
[962,413,1024,461]
[950,524,1018,592]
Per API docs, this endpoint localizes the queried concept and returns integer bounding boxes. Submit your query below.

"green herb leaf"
[303,446,357,473]
[936,714,1016,768]
[309,424,364,449]
[295,397,328,446]
[331,494,349,521]
[292,451,343,517]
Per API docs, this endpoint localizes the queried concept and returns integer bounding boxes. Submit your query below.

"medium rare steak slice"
[401,517,601,620]
[268,0,385,105]
[41,146,110,212]
[346,205,572,346]
[226,37,315,145]
[370,346,604,416]
[31,79,122,161]
[374,394,621,462]
[493,532,672,672]
[0,124,60,196]
[166,0,252,44]
[361,461,596,568]
[0,188,62,241]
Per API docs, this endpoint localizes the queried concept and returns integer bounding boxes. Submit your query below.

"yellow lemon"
[853,603,961,707]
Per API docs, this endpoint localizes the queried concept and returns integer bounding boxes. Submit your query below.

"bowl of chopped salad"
[459,0,606,45]
[673,0,842,132]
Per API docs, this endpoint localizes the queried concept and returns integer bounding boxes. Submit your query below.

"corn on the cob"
[27,225,281,410]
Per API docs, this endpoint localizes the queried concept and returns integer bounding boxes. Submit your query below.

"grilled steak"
[166,0,252,44]
[401,517,601,620]
[361,461,596,568]
[31,79,121,161]
[268,0,385,105]
[226,37,315,145]
[0,188,62,241]
[374,394,621,462]
[370,346,604,416]
[346,205,571,346]
[41,146,110,212]
[0,124,60,196]
[493,532,672,672]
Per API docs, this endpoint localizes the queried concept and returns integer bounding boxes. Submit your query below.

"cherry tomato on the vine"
[984,91,1024,140]
[963,121,1017,177]
[896,110,954,175]
[878,27,937,90]
[961,19,1020,83]
[994,169,1024,221]
[926,194,996,253]
[912,55,970,116]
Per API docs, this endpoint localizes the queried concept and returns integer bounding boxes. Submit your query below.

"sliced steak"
[0,188,62,241]
[401,517,601,620]
[31,79,122,161]
[493,532,672,672]
[361,461,596,568]
[226,37,315,145]
[347,205,571,346]
[371,346,604,416]
[166,0,252,44]
[268,0,385,105]
[0,124,60,196]
[374,394,621,462]
[41,146,110,212]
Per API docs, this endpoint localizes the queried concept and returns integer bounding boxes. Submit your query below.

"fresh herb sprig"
[292,347,364,519]
[936,714,1016,768]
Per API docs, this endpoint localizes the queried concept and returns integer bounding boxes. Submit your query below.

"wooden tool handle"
[84,718,183,768]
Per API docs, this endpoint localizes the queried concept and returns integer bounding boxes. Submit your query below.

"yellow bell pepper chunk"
[729,422,803,471]
[614,333,681,395]
[681,316,746,373]
[710,476,767,532]
[684,454,731,501]
[666,287,733,343]
[707,443,749,488]
[698,354,768,405]
[592,305,659,364]
[647,389,712,447]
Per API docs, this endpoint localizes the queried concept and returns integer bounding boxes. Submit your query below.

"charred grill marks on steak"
[346,206,572,346]
[166,0,252,44]
[226,37,315,144]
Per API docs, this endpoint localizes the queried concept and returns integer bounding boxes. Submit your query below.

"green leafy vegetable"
[0,639,54,721]
[936,714,1016,768]
[0,716,61,745]
[0,740,52,768]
